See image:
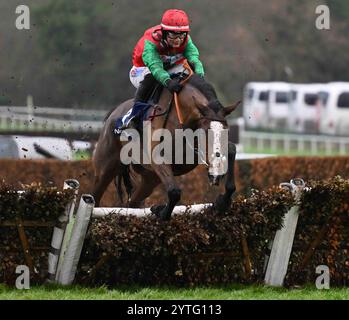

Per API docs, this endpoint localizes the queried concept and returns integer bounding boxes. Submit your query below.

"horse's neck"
[156,90,176,130]
[155,84,208,131]
[177,85,208,127]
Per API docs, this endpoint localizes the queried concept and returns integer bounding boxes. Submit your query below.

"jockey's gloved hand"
[165,79,183,93]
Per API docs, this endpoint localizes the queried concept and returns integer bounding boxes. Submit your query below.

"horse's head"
[177,74,240,186]
[196,98,240,186]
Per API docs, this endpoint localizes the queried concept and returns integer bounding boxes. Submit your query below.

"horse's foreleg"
[151,164,181,221]
[214,142,236,213]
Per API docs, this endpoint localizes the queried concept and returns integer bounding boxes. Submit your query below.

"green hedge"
[1,171,349,287]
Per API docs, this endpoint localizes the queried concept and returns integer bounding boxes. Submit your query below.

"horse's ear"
[220,100,241,117]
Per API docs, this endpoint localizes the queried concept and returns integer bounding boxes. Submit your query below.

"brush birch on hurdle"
[264,178,305,287]
[55,196,212,284]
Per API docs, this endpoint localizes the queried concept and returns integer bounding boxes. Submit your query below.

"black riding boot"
[120,74,157,131]
[135,73,158,103]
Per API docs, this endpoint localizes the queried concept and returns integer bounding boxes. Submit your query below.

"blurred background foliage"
[0,0,348,113]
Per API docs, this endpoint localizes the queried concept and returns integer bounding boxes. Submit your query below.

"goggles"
[166,31,187,40]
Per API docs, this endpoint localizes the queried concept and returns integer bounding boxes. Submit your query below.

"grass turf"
[0,284,348,300]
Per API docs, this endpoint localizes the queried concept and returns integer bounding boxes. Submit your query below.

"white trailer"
[243,82,270,129]
[319,82,349,136]
[287,83,328,134]
[266,82,291,130]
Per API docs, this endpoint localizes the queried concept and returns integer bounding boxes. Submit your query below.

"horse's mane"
[187,74,224,114]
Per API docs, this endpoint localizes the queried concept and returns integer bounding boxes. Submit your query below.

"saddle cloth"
[113,101,153,135]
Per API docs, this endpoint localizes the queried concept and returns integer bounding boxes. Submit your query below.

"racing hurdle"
[53,193,212,285]
[51,178,306,287]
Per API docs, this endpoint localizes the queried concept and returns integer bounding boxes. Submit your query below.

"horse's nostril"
[215,152,220,157]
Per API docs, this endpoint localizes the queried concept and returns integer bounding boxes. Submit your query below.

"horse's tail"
[115,165,133,204]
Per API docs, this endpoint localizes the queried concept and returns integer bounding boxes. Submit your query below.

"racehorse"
[92,66,240,220]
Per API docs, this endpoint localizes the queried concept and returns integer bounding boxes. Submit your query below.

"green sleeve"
[184,36,205,76]
[142,40,171,86]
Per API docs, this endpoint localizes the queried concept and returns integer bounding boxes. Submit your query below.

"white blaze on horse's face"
[208,121,229,186]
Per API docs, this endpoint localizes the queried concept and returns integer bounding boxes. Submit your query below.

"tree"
[34,0,113,107]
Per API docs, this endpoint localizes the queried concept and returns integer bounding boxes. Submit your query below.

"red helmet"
[161,9,190,32]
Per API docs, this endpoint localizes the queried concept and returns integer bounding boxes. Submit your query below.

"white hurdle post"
[57,195,95,285]
[47,179,79,282]
[264,178,305,287]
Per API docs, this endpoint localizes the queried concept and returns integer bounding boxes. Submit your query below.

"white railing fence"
[0,106,108,134]
[241,130,349,155]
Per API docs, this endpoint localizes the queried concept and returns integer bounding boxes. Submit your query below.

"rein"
[174,60,194,125]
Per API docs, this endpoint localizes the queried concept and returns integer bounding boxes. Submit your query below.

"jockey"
[121,9,205,130]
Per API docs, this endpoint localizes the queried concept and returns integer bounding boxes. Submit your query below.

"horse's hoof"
[160,209,172,221]
[214,194,230,214]
[150,204,172,221]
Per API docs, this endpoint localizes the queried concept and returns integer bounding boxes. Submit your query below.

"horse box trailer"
[243,82,270,129]
[319,82,349,136]
[287,83,327,134]
[266,82,291,130]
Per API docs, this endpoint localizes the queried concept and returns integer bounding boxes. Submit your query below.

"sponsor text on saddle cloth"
[114,63,189,135]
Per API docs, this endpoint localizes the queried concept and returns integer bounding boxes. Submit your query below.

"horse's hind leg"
[92,156,121,207]
[127,172,160,208]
